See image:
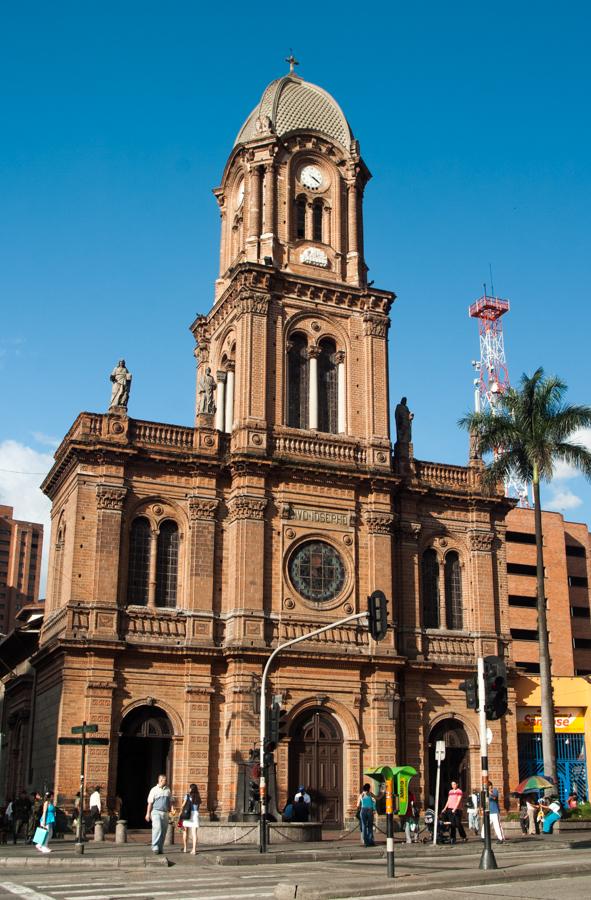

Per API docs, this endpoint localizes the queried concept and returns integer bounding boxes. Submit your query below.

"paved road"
[336,874,591,899]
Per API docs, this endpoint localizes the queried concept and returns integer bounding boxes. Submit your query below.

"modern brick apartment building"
[507,506,591,802]
[0,505,43,634]
[33,68,518,826]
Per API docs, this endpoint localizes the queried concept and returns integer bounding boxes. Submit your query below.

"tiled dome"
[235,75,353,150]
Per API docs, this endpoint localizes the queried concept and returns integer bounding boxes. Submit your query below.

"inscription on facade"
[291,506,351,527]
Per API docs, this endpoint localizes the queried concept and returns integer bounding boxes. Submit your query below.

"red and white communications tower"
[469,290,529,506]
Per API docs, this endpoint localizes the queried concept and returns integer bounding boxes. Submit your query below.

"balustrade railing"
[272,430,366,465]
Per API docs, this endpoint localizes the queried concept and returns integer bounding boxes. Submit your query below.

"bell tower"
[191,65,394,470]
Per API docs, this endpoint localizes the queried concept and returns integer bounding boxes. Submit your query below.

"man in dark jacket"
[12,791,32,844]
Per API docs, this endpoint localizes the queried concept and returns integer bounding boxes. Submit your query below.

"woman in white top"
[180,784,201,854]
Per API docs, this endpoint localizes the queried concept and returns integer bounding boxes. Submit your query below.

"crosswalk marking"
[4,884,57,900]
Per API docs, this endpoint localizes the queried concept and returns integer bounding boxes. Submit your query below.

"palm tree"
[460,368,591,786]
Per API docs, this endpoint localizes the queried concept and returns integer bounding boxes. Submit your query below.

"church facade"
[36,69,518,825]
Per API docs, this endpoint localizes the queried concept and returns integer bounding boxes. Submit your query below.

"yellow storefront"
[515,675,591,803]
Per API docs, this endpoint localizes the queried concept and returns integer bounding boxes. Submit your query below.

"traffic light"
[484,655,508,720]
[459,676,478,710]
[267,704,279,745]
[277,707,289,742]
[368,590,388,641]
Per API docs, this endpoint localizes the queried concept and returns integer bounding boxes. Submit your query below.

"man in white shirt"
[146,774,172,854]
[294,785,311,805]
[89,786,102,822]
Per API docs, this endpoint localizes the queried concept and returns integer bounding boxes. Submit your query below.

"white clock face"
[300,165,324,191]
[236,178,245,209]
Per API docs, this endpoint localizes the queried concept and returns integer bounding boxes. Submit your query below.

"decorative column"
[336,351,346,433]
[215,372,226,431]
[225,363,235,433]
[246,165,262,260]
[147,527,158,608]
[308,347,319,430]
[365,508,395,649]
[262,163,275,237]
[347,182,358,255]
[187,496,218,627]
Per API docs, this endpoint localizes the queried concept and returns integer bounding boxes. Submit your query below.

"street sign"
[58,737,109,746]
[72,724,98,734]
[435,739,446,762]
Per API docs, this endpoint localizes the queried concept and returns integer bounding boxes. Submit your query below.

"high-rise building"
[507,506,591,802]
[0,505,43,634]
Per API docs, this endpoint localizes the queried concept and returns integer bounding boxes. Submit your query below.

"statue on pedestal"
[109,359,132,411]
[395,396,414,444]
[197,367,216,415]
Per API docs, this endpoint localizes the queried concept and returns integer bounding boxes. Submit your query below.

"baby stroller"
[423,808,452,843]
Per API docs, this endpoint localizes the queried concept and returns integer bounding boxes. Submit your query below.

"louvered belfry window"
[445,551,463,630]
[296,197,306,239]
[421,549,440,628]
[155,520,179,608]
[128,517,151,605]
[288,334,309,429]
[318,338,337,434]
[312,200,323,242]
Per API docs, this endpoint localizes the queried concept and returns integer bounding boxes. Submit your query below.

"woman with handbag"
[179,784,200,855]
[35,792,56,854]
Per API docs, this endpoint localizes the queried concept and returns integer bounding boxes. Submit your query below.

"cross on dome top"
[285,51,299,74]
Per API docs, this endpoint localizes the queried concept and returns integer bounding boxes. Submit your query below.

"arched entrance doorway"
[289,708,343,827]
[116,706,173,827]
[428,719,471,811]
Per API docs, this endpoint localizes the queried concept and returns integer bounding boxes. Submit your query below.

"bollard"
[115,820,128,844]
[164,820,174,846]
[94,820,105,842]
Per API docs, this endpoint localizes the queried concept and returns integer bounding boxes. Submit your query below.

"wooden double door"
[289,709,343,827]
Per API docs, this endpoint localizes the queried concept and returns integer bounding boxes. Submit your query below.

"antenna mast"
[469,290,529,507]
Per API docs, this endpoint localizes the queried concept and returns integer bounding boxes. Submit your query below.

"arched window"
[155,520,179,608]
[421,549,440,628]
[128,517,151,605]
[445,551,463,630]
[318,338,337,433]
[288,334,309,429]
[312,200,323,242]
[296,197,306,240]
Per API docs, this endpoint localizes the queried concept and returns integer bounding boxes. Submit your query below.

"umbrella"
[513,775,555,794]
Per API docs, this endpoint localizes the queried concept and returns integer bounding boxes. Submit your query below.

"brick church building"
[35,66,518,826]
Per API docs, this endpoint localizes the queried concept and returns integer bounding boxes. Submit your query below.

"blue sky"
[1,1,590,589]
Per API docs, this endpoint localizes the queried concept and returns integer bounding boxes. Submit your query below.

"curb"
[211,847,385,866]
[0,855,169,868]
[273,858,591,899]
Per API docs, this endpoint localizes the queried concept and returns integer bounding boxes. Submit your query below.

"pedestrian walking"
[404,792,420,844]
[27,792,43,844]
[35,791,56,854]
[12,791,32,844]
[441,780,467,844]
[89,785,102,823]
[358,783,377,847]
[146,774,172,855]
[481,781,505,843]
[179,783,200,855]
[467,788,480,835]
[525,795,539,835]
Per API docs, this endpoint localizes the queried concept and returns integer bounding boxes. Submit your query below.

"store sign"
[517,706,585,734]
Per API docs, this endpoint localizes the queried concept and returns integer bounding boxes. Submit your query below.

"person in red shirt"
[441,781,467,844]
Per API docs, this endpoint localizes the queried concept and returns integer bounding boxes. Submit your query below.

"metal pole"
[433,759,441,845]
[75,722,86,855]
[385,776,395,878]
[478,658,497,870]
[259,610,368,853]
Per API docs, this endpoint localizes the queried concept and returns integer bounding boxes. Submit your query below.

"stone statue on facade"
[197,367,216,415]
[109,359,132,411]
[395,396,413,444]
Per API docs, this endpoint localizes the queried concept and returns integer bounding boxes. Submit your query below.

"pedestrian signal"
[367,590,388,641]
[459,676,478,710]
[484,655,508,720]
